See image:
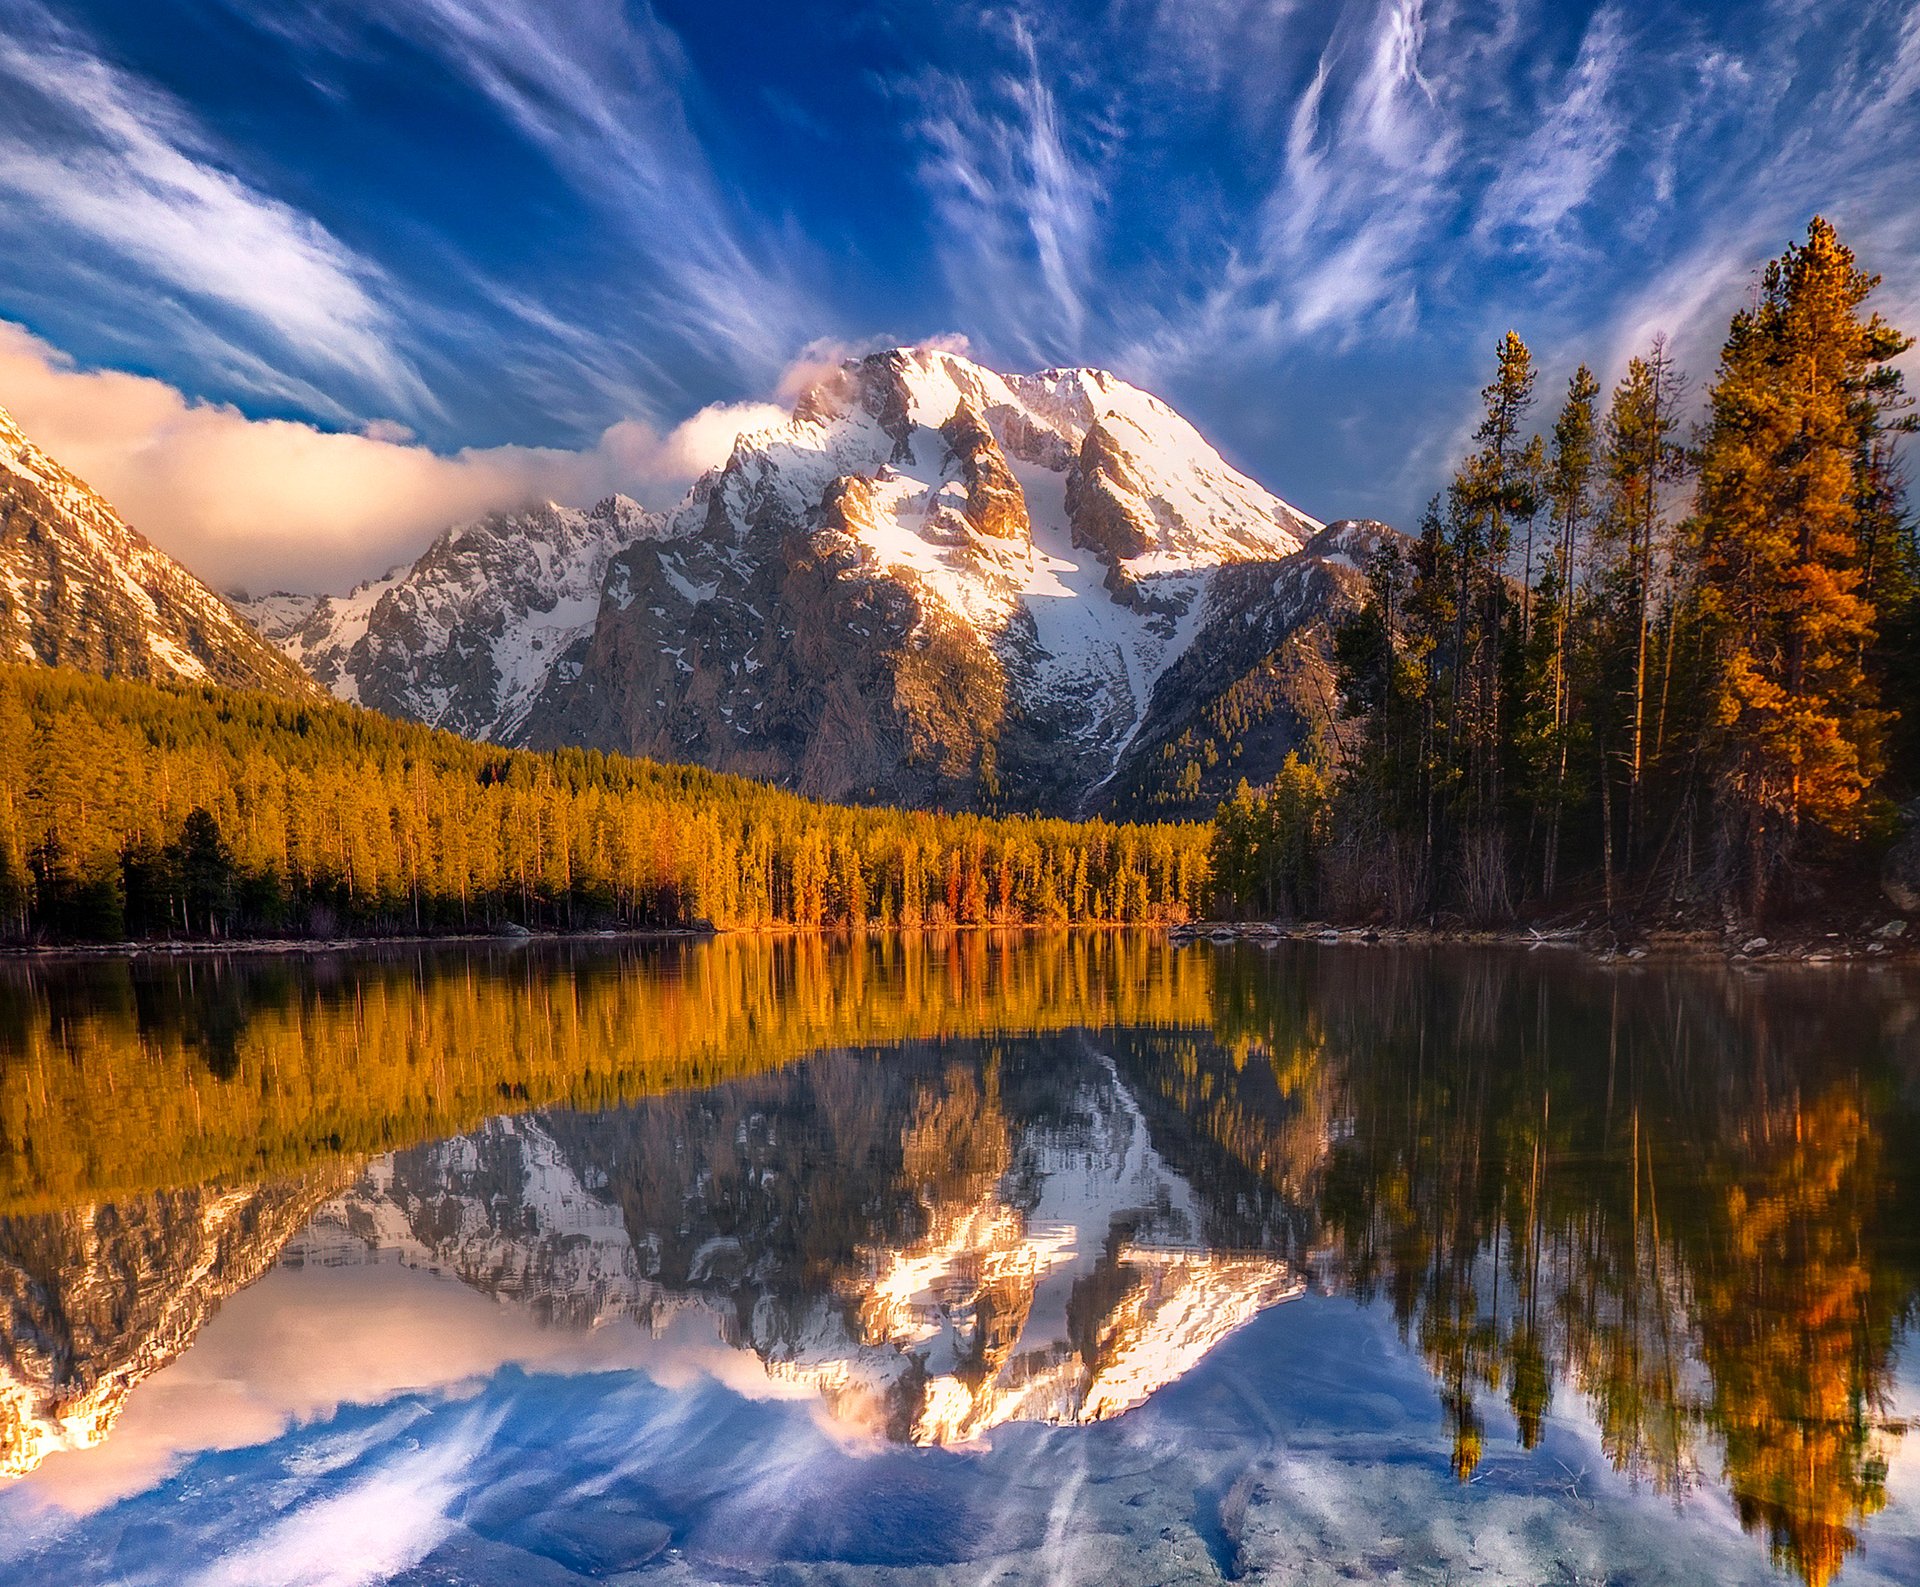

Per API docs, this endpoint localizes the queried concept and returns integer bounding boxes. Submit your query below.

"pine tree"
[1594,339,1690,880]
[1542,366,1601,895]
[1451,332,1539,915]
[1693,217,1912,916]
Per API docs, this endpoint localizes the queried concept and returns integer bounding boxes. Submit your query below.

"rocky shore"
[1169,914,1918,964]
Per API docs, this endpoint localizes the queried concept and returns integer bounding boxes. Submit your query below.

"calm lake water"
[0,935,1916,1587]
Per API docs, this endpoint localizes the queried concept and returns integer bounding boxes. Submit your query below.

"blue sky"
[0,0,1916,588]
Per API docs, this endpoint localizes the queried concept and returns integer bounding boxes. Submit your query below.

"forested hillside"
[0,667,1209,941]
[1216,218,1919,926]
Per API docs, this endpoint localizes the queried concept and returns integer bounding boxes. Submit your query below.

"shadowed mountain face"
[1,941,1917,1587]
[0,406,318,699]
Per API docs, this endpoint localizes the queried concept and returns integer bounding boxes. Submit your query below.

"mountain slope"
[524,347,1344,811]
[0,404,319,698]
[234,346,1392,813]
[1099,520,1397,816]
[236,495,655,743]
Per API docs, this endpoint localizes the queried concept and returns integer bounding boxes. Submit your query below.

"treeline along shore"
[0,666,1210,942]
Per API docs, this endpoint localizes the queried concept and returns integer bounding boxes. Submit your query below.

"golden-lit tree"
[1693,218,1912,914]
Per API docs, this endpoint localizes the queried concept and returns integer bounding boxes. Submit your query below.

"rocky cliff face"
[522,347,1339,812]
[232,346,1394,813]
[0,405,318,697]
[236,495,656,743]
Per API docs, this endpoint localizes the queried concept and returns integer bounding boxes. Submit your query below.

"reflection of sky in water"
[5,1257,1916,1586]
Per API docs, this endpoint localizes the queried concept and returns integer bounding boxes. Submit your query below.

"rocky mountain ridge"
[0,404,318,698]
[523,348,1342,812]
[236,495,656,743]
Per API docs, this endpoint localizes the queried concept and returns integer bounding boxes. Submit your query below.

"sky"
[0,0,1916,592]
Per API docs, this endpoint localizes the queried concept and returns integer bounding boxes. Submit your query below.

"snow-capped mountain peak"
[522,345,1351,812]
[236,344,1382,814]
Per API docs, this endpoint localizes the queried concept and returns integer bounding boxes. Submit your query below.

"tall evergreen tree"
[1693,217,1913,916]
[1593,339,1691,883]
[1541,365,1601,895]
[1450,331,1539,914]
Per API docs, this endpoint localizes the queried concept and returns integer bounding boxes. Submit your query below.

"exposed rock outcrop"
[523,347,1339,812]
[236,495,654,743]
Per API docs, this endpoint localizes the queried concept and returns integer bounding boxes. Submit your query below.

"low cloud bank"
[0,322,785,594]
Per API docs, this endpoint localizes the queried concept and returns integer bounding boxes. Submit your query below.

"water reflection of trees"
[0,932,1211,1211]
[2,940,1916,1583]
[1187,949,1920,1587]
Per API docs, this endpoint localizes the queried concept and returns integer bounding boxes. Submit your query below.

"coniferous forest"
[0,667,1209,941]
[1216,218,1919,926]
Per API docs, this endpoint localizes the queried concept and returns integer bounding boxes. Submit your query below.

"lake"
[1,935,1916,1586]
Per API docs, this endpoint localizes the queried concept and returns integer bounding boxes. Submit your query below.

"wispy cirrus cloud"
[300,0,819,386]
[899,13,1104,365]
[1272,0,1455,339]
[0,0,425,414]
[1474,6,1629,246]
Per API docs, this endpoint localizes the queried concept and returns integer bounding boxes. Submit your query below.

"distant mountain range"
[3,348,1394,815]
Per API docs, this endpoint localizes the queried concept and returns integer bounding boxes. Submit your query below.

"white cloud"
[0,321,784,594]
[1475,7,1629,243]
[0,2,423,413]
[1258,0,1462,343]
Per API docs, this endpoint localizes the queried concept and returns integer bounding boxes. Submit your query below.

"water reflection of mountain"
[0,1174,342,1476]
[2,942,1918,1587]
[286,1035,1303,1445]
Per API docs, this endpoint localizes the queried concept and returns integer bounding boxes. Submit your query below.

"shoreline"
[0,924,717,962]
[0,921,1171,962]
[2,916,1914,965]
[1169,916,1919,965]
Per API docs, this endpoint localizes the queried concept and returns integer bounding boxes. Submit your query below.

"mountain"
[237,347,1392,813]
[524,348,1344,813]
[235,496,654,743]
[1098,519,1396,815]
[0,404,318,698]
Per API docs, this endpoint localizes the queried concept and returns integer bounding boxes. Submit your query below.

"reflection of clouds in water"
[1875,1347,1920,1581]
[184,1408,495,1587]
[14,1262,815,1517]
[4,1296,1919,1586]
